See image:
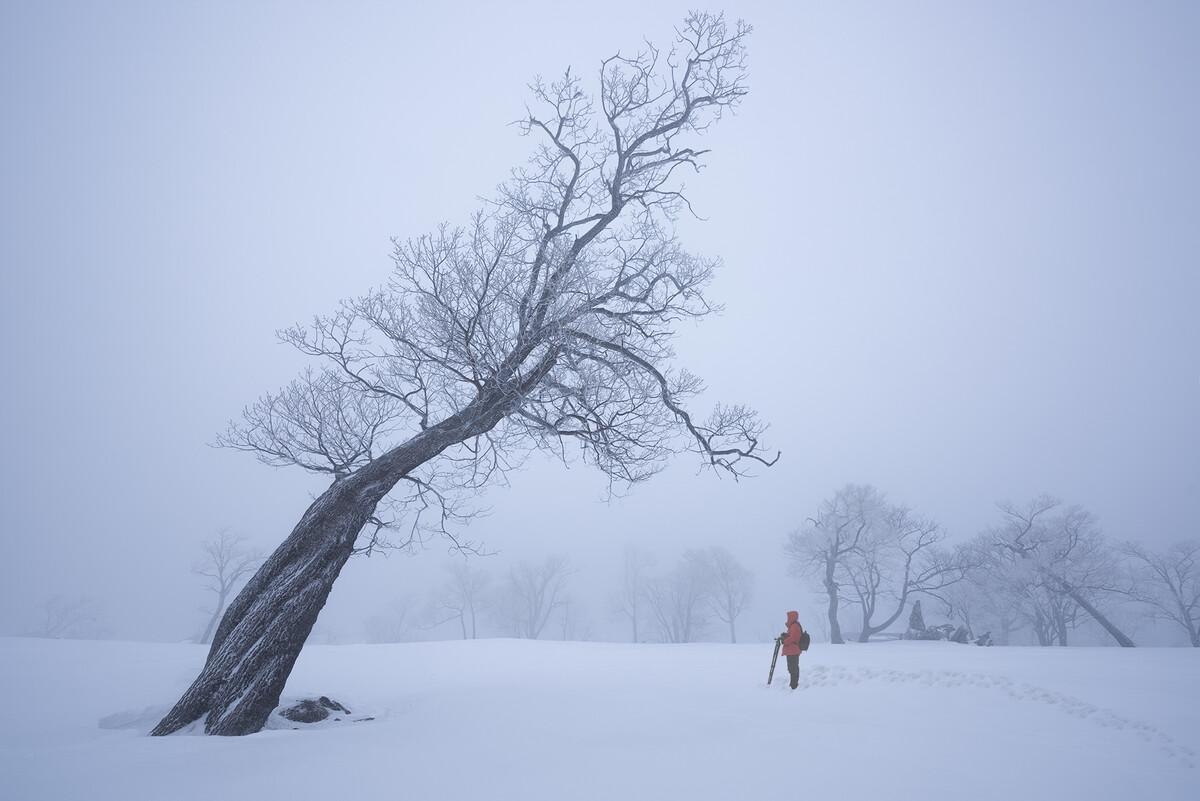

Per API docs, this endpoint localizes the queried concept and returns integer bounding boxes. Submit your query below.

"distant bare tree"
[990,496,1134,647]
[701,546,753,643]
[645,551,712,643]
[1019,582,1083,646]
[614,545,655,642]
[32,596,100,639]
[1122,540,1199,647]
[193,530,263,645]
[425,561,491,639]
[364,595,417,643]
[153,12,773,736]
[841,504,967,642]
[558,598,592,641]
[931,535,1026,644]
[501,556,572,639]
[785,485,886,644]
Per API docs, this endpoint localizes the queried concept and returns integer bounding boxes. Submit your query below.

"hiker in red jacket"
[780,611,805,690]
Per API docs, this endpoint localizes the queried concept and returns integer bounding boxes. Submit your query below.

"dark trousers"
[786,654,800,689]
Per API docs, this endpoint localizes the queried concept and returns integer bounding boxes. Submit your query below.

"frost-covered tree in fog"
[364,595,416,643]
[31,596,101,639]
[557,598,591,641]
[929,534,1026,644]
[614,544,655,642]
[785,484,884,644]
[839,501,966,642]
[497,556,572,639]
[645,551,712,643]
[989,496,1134,647]
[193,530,262,645]
[787,485,966,643]
[1121,539,1199,647]
[1022,580,1083,646]
[151,13,774,736]
[425,561,491,639]
[700,546,752,643]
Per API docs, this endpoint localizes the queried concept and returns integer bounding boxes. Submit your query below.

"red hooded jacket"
[781,611,804,656]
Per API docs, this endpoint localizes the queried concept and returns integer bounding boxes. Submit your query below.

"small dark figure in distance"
[780,611,807,690]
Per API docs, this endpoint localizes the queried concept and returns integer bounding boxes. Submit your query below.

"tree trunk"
[1057,579,1135,647]
[1173,597,1198,647]
[861,591,909,642]
[151,480,365,736]
[1034,608,1050,646]
[729,618,736,644]
[153,393,516,736]
[824,554,844,644]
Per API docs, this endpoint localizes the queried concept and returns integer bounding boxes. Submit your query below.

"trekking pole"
[767,635,783,685]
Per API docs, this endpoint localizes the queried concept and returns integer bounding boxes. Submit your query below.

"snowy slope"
[1,637,1194,800]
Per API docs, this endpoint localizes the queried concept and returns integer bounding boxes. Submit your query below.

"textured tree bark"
[151,480,367,735]
[153,393,517,736]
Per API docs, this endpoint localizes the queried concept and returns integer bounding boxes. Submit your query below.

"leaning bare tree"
[1122,539,1199,647]
[193,530,263,645]
[153,12,771,736]
[989,496,1135,647]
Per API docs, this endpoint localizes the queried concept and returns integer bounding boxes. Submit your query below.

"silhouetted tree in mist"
[1122,539,1199,646]
[193,530,262,645]
[498,556,572,639]
[700,546,752,643]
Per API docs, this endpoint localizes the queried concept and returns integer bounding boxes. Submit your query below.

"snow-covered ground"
[1,637,1194,800]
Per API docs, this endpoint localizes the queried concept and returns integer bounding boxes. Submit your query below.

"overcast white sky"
[2,1,1197,643]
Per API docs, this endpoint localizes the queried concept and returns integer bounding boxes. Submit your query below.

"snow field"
[0,637,1194,801]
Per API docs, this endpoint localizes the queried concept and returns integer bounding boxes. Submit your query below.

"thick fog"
[2,1,1197,646]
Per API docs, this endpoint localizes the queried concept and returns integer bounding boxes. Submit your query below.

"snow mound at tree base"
[269,696,376,729]
[96,696,378,734]
[98,705,171,732]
